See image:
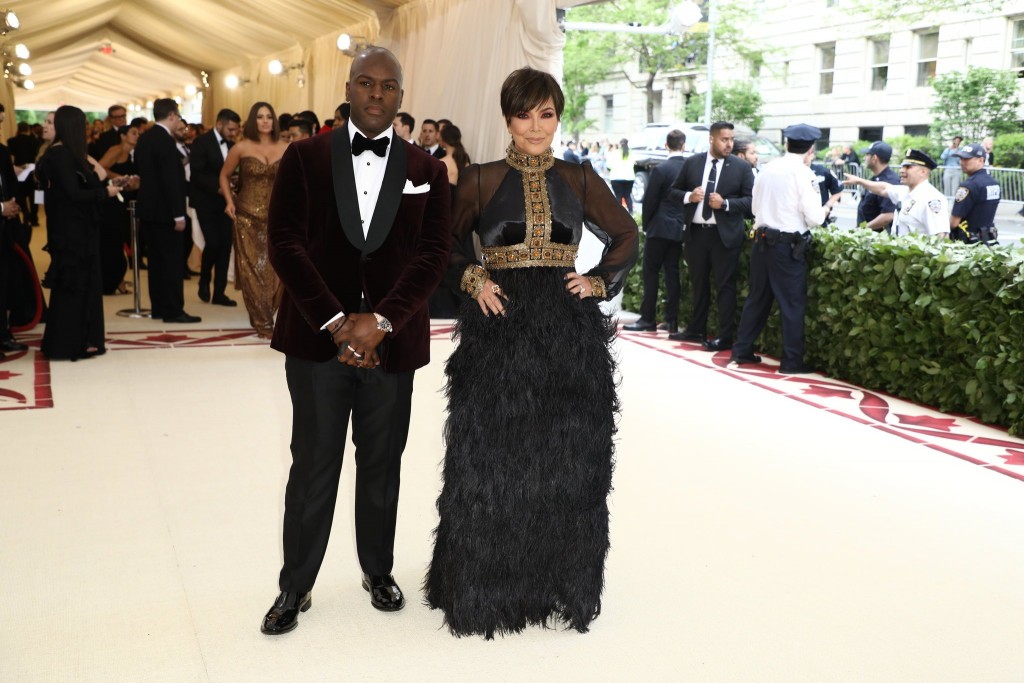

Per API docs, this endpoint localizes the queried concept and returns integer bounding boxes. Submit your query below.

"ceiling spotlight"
[174,96,182,104]
[268,59,283,75]
[225,74,250,89]
[337,34,369,57]
[14,43,28,59]
[17,62,29,76]
[2,10,19,34]
[21,78,32,89]
[184,84,197,97]
[145,100,153,109]
[200,70,210,88]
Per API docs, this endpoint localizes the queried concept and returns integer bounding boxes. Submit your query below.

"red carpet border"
[619,327,1024,484]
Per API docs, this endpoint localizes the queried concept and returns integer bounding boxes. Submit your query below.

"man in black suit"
[260,46,451,635]
[190,108,241,306]
[418,118,445,159]
[7,122,41,226]
[134,98,201,324]
[563,140,581,164]
[667,121,754,350]
[89,104,127,160]
[0,106,29,357]
[624,129,687,333]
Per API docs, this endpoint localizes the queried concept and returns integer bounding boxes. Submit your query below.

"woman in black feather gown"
[425,68,638,639]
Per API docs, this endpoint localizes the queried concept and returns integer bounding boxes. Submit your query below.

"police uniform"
[950,142,1000,243]
[885,150,948,237]
[731,124,827,374]
[856,141,899,231]
[810,162,841,207]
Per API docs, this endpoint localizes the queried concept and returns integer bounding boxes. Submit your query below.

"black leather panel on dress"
[478,167,583,248]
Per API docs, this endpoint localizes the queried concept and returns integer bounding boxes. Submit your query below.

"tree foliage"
[929,67,1022,142]
[847,0,1004,25]
[683,82,763,130]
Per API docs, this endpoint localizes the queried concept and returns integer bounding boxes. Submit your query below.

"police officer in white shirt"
[844,149,948,239]
[730,124,839,374]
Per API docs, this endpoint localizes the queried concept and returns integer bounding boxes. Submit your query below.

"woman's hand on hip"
[565,272,593,299]
[477,279,508,317]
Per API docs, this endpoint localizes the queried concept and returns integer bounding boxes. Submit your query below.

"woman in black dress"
[97,124,141,294]
[37,106,119,360]
[425,68,638,638]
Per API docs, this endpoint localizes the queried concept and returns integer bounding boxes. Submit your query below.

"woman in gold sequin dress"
[219,102,288,338]
[425,69,638,639]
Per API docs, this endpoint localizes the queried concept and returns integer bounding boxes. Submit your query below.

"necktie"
[702,159,718,221]
[352,132,390,157]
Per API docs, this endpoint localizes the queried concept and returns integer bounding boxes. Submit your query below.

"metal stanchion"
[117,200,151,319]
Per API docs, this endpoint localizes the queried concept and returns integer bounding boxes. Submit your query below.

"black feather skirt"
[425,266,619,639]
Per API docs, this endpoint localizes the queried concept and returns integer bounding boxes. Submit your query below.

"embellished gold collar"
[480,143,577,270]
[504,143,554,172]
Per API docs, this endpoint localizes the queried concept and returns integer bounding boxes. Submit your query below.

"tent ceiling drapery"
[5,0,409,112]
[2,0,567,161]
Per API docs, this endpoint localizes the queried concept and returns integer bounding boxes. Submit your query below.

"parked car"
[627,122,782,203]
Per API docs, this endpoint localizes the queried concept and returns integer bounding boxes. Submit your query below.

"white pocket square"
[402,180,431,195]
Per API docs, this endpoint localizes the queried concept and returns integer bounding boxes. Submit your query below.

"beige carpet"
[3,249,1024,682]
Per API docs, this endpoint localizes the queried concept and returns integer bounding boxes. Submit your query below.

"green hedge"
[622,228,1024,434]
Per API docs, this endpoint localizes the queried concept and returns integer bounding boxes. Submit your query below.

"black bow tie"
[352,132,390,157]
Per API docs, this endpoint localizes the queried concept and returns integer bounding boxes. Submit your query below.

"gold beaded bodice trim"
[479,144,579,271]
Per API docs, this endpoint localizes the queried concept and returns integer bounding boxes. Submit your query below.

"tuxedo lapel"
[330,125,366,252]
[363,138,406,255]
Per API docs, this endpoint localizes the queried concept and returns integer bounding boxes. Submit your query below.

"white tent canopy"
[2,0,567,161]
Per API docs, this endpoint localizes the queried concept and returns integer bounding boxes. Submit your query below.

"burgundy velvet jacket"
[267,126,452,372]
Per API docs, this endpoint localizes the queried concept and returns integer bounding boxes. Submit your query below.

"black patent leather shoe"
[212,295,238,307]
[164,313,202,323]
[197,284,210,302]
[703,337,733,352]
[780,363,815,375]
[731,353,762,365]
[362,573,405,612]
[623,319,656,332]
[0,337,28,353]
[668,329,705,342]
[261,591,311,635]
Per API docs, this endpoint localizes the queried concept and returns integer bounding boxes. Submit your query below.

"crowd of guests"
[0,100,476,358]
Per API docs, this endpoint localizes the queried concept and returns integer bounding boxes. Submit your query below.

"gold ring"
[492,284,502,294]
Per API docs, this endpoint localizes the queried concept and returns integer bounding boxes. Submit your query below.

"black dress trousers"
[684,224,741,339]
[733,240,808,369]
[142,219,185,319]
[279,355,414,593]
[197,210,233,297]
[639,236,682,325]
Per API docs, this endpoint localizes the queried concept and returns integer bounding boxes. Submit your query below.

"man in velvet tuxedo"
[189,108,241,306]
[260,47,451,635]
[667,121,754,350]
[134,98,201,323]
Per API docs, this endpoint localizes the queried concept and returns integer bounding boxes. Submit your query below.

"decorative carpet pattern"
[620,328,1024,483]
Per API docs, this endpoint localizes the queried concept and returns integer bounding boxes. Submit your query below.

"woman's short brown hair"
[500,68,564,125]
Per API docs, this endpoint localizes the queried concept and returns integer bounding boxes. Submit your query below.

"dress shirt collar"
[667,151,684,158]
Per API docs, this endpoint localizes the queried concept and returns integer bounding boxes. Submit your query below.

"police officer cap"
[782,123,821,143]
[860,141,892,162]
[900,148,938,170]
[952,142,986,159]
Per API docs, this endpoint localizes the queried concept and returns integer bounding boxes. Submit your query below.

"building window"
[782,60,790,86]
[859,127,883,142]
[826,0,838,7]
[815,127,831,152]
[916,31,938,86]
[870,38,890,91]
[603,95,614,133]
[819,43,836,94]
[651,90,662,122]
[905,124,930,137]
[1011,19,1024,69]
